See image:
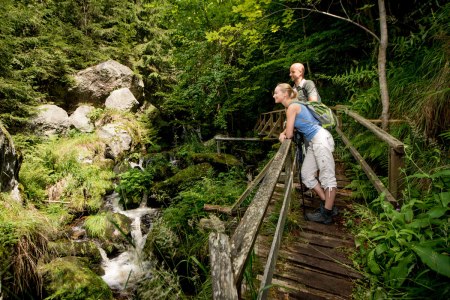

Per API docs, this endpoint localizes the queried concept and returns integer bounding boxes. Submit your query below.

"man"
[289,63,321,103]
[288,63,338,218]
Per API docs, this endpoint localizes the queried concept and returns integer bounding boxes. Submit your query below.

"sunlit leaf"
[411,245,450,278]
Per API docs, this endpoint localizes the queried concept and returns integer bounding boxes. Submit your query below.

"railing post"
[217,140,221,154]
[209,232,238,300]
[389,147,405,202]
[284,146,292,186]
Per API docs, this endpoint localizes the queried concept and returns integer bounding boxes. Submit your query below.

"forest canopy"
[0,0,448,144]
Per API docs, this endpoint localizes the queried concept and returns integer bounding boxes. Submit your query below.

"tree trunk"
[378,0,390,131]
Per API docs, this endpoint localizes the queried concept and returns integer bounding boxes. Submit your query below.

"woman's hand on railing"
[279,132,290,143]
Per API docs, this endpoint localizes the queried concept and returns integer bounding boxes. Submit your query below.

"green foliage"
[387,2,450,142]
[146,167,245,294]
[0,0,173,132]
[0,194,56,298]
[135,264,186,300]
[19,135,115,212]
[351,167,450,298]
[117,168,155,209]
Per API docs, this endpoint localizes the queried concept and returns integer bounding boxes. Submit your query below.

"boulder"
[38,256,113,300]
[69,60,144,106]
[105,88,139,112]
[97,123,133,160]
[69,105,95,133]
[47,240,103,271]
[32,104,70,136]
[0,123,22,196]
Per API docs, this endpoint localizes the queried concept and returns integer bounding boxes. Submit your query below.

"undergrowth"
[18,134,115,213]
[0,193,56,299]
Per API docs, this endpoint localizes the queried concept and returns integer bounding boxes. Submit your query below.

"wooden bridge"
[206,106,405,299]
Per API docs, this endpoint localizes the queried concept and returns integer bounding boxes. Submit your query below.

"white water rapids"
[98,192,157,290]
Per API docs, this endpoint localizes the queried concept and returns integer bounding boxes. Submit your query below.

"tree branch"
[287,7,380,43]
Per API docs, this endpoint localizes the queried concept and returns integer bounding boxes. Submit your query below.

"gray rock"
[69,60,144,106]
[32,104,70,136]
[105,88,139,112]
[69,105,95,132]
[97,123,132,160]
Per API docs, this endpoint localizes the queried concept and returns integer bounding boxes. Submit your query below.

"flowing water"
[99,192,157,291]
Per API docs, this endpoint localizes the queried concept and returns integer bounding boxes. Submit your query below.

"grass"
[0,193,56,298]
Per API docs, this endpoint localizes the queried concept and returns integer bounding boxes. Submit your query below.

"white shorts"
[301,128,337,190]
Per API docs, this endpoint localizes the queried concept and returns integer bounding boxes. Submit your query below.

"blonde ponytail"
[276,83,298,100]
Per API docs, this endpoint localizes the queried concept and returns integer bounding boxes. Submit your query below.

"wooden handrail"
[254,109,286,138]
[209,140,293,298]
[230,140,291,283]
[334,105,405,201]
[335,105,404,153]
[258,144,296,300]
[335,126,398,205]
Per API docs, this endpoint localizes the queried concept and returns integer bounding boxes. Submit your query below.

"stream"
[98,192,158,291]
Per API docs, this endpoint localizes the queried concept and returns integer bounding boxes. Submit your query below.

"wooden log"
[230,140,292,284]
[367,119,405,124]
[209,232,238,300]
[204,204,232,214]
[44,200,71,204]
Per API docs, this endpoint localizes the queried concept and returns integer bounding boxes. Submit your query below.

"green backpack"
[303,101,337,129]
[298,83,337,129]
[290,100,337,129]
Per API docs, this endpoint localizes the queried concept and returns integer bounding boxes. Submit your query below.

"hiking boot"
[306,208,333,225]
[319,201,339,216]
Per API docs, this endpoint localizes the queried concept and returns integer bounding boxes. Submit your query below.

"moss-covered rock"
[189,152,241,170]
[47,240,103,273]
[151,163,213,203]
[38,256,113,300]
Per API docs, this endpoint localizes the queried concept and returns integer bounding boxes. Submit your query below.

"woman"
[273,83,337,224]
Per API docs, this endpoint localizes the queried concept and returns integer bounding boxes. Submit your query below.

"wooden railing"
[209,139,295,299]
[334,105,405,204]
[253,105,405,203]
[254,109,285,138]
[208,105,406,299]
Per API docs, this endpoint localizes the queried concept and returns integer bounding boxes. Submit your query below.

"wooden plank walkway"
[251,160,363,299]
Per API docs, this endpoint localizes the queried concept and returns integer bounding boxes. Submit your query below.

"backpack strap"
[288,100,319,124]
[299,79,308,99]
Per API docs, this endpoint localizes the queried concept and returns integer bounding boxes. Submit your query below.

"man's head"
[289,63,305,85]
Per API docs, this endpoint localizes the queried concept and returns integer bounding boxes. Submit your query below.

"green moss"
[38,256,113,300]
[189,152,241,168]
[151,163,213,202]
[84,212,132,253]
[47,240,102,266]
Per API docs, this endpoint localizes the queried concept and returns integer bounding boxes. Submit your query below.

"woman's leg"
[301,145,321,195]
